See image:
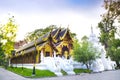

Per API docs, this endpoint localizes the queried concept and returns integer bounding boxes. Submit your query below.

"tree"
[0,16,17,57]
[98,0,120,50]
[73,36,99,69]
[0,35,5,66]
[108,39,120,68]
[0,45,5,66]
[98,0,120,68]
[25,25,76,42]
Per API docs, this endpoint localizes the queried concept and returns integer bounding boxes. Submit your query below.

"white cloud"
[0,0,105,41]
[15,10,103,41]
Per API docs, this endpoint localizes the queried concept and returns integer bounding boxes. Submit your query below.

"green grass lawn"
[7,67,56,78]
[7,67,91,78]
[74,68,92,74]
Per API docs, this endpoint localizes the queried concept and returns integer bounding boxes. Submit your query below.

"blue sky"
[0,0,101,13]
[0,0,104,41]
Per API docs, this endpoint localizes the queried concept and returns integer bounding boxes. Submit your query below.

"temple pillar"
[50,50,52,57]
[36,51,39,63]
[41,48,44,62]
[53,51,56,58]
[68,44,71,57]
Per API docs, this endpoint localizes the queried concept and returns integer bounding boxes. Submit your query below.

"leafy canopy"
[98,0,120,68]
[73,36,100,69]
[0,16,17,57]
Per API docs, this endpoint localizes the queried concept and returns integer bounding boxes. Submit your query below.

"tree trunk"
[85,64,89,69]
[104,41,108,51]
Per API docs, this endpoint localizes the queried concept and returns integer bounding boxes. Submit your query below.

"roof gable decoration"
[51,28,60,38]
[60,29,68,40]
[42,32,51,41]
[51,28,60,43]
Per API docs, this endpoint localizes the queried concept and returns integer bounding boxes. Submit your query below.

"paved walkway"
[0,68,30,80]
[32,70,120,80]
[0,67,120,80]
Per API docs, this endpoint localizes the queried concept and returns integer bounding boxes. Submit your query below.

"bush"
[74,69,92,74]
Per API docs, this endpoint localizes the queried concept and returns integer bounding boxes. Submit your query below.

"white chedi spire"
[88,26,116,71]
[89,26,99,43]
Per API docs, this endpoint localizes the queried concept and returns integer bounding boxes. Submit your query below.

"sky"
[0,0,105,41]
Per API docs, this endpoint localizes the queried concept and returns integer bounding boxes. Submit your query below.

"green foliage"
[7,67,56,78]
[73,36,100,69]
[0,43,5,66]
[107,39,120,68]
[98,0,120,68]
[74,69,91,74]
[98,0,120,49]
[0,35,5,66]
[0,16,17,56]
[98,0,120,48]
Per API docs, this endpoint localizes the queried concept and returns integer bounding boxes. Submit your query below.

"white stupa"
[89,27,116,72]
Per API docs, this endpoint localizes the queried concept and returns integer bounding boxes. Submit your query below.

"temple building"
[11,28,73,65]
[10,27,116,76]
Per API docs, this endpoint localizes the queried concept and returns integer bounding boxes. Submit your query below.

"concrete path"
[32,70,120,80]
[0,68,31,80]
[0,67,120,80]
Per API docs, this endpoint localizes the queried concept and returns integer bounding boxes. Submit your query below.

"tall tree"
[98,0,120,50]
[108,39,120,68]
[98,0,120,68]
[73,36,100,69]
[0,16,17,57]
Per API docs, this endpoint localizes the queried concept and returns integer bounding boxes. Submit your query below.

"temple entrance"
[45,52,50,57]
[62,45,69,59]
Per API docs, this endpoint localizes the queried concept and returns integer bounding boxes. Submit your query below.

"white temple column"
[41,49,44,62]
[53,51,56,58]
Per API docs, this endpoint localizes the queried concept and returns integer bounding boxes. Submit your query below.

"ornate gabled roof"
[54,41,61,47]
[24,47,36,54]
[16,41,35,52]
[37,41,48,50]
[51,28,60,38]
[16,32,50,52]
[55,28,68,42]
[59,29,68,40]
[51,28,60,43]
[15,28,72,54]
[41,32,50,41]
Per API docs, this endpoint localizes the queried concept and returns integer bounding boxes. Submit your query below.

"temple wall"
[11,52,40,64]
